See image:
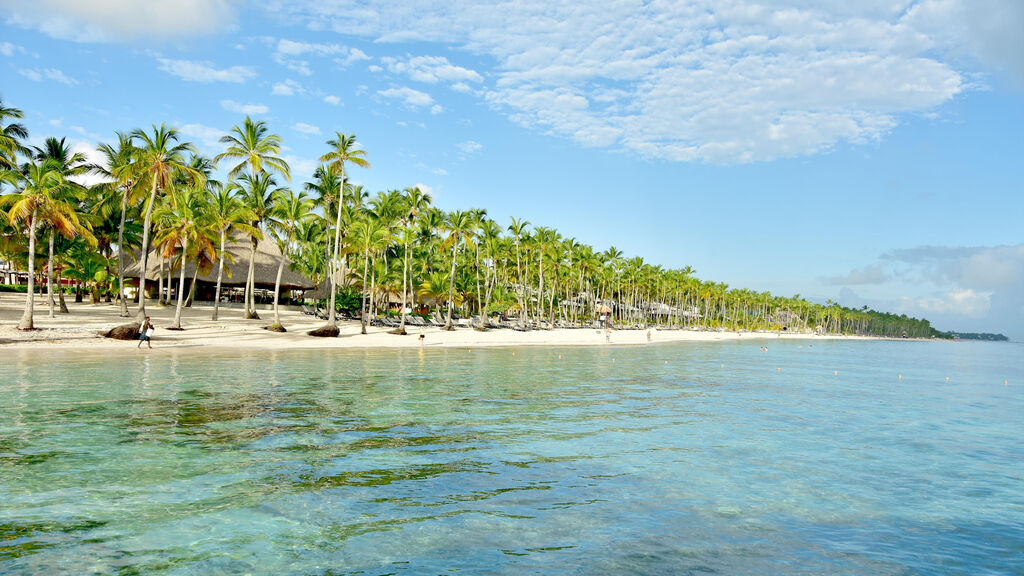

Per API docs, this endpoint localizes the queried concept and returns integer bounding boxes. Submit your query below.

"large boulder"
[101,322,140,340]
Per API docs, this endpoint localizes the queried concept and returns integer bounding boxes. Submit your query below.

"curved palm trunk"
[57,268,68,312]
[17,213,38,330]
[360,246,370,334]
[444,240,459,330]
[327,171,345,328]
[172,237,188,329]
[186,266,199,307]
[482,262,495,330]
[272,256,285,327]
[212,229,226,321]
[117,187,130,316]
[46,230,55,318]
[244,238,259,319]
[397,238,409,334]
[136,178,159,320]
[515,242,525,329]
[475,243,484,329]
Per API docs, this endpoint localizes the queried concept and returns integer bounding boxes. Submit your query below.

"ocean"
[1,339,1021,574]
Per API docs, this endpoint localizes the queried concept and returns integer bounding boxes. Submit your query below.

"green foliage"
[314,285,362,315]
[0,283,28,293]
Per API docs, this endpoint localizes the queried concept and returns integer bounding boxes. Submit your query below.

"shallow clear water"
[1,339,1022,575]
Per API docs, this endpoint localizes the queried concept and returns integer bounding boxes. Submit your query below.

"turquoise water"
[1,340,1021,575]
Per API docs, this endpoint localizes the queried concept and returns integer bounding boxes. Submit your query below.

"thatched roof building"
[123,236,315,291]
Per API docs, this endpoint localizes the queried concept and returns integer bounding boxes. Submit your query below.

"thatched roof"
[123,235,315,290]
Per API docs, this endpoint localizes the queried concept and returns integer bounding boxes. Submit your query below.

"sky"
[1,0,1022,339]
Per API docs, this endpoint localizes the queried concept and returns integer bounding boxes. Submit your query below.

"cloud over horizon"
[834,243,1024,338]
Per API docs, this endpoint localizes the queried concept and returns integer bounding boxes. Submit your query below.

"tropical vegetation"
[0,98,948,339]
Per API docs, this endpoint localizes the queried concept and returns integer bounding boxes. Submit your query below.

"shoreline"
[1,297,895,353]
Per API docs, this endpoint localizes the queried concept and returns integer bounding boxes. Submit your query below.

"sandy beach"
[0,294,870,353]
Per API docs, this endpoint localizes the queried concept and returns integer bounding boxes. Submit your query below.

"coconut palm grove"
[0,97,945,339]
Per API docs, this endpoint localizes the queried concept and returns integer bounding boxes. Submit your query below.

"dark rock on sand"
[101,322,139,340]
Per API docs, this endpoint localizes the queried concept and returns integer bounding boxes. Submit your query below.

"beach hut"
[122,236,315,303]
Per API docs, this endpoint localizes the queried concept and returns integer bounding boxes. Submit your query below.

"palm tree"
[214,116,290,181]
[152,185,213,330]
[267,188,312,330]
[316,132,369,334]
[1,159,81,330]
[0,98,29,170]
[130,124,202,319]
[507,217,530,328]
[33,137,90,317]
[207,184,255,321]
[350,215,389,334]
[396,185,431,334]
[441,210,472,330]
[93,132,140,316]
[304,165,341,288]
[233,172,283,319]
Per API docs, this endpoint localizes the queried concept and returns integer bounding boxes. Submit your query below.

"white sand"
[0,294,864,352]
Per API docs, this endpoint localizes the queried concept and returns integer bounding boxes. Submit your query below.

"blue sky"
[2,1,1022,338]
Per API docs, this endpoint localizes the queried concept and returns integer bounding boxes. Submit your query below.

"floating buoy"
[945,377,950,382]
[898,374,902,380]
[721,364,725,368]
[1005,380,1009,386]
[834,371,838,375]
[777,367,782,372]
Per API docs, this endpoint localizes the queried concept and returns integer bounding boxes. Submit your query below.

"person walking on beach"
[419,327,426,346]
[137,317,154,349]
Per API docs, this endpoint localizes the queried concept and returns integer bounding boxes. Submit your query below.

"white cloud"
[179,123,227,153]
[414,183,434,197]
[382,54,482,85]
[840,243,1024,337]
[272,38,370,75]
[267,0,1012,163]
[17,68,42,82]
[272,79,304,96]
[1,42,25,57]
[44,68,77,85]
[158,58,256,83]
[3,0,237,42]
[292,122,321,135]
[323,95,341,106]
[432,168,448,176]
[220,100,269,115]
[16,67,77,85]
[457,140,482,155]
[282,154,317,179]
[378,86,436,110]
[900,289,991,319]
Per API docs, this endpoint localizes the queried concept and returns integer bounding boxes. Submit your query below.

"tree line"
[0,97,946,338]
